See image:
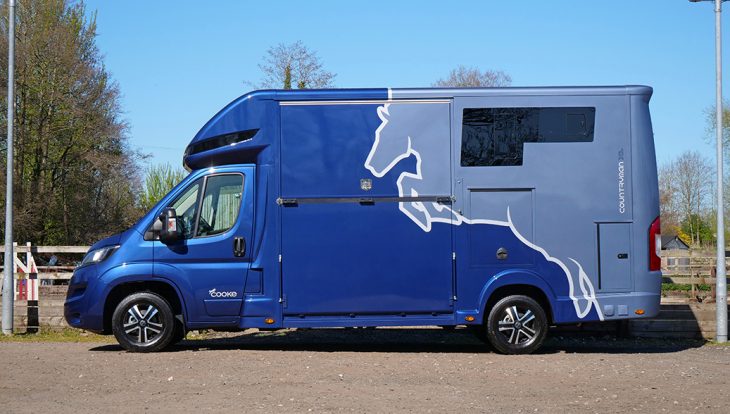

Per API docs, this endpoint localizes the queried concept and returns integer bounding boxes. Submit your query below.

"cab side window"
[196,174,244,237]
[169,179,202,239]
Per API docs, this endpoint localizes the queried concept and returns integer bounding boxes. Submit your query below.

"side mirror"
[159,207,181,245]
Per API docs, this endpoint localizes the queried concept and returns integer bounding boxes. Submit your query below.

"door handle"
[233,237,246,257]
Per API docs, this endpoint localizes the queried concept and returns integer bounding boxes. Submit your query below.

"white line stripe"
[280,99,450,106]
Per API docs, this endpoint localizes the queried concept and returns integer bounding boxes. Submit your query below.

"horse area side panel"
[279,103,454,316]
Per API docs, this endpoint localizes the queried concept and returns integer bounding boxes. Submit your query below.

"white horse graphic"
[364,103,459,232]
[364,102,603,320]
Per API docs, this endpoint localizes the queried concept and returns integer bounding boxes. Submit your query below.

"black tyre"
[111,292,175,352]
[484,295,547,355]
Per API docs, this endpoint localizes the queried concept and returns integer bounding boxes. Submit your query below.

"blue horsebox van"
[65,86,662,354]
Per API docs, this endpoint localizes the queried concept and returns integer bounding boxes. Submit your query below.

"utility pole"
[2,0,15,335]
[713,0,729,344]
[691,0,728,343]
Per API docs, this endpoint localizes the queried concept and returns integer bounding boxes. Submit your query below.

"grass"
[0,327,115,343]
[0,328,214,343]
[662,283,713,292]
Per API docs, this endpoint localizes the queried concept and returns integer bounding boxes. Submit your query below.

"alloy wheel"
[122,303,164,345]
[497,305,537,345]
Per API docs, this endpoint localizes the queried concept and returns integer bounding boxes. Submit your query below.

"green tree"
[681,213,714,247]
[139,163,187,212]
[283,64,292,90]
[0,0,142,245]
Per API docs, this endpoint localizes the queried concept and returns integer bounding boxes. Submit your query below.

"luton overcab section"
[65,86,661,354]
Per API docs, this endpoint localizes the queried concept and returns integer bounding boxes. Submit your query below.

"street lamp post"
[1,0,15,335]
[690,0,728,343]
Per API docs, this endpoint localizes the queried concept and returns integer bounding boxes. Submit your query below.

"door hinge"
[452,252,456,260]
[278,254,282,263]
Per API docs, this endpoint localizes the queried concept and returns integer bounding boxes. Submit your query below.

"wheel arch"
[479,270,556,324]
[103,279,186,334]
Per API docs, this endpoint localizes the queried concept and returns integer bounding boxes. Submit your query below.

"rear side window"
[461,107,595,167]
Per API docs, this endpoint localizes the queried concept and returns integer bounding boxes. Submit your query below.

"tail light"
[649,217,661,271]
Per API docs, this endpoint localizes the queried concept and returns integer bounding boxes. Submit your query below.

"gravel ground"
[0,328,728,413]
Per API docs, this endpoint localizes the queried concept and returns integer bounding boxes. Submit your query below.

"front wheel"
[484,295,548,355]
[112,292,175,352]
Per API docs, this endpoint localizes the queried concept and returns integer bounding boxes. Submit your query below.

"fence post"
[11,242,18,300]
[25,242,38,333]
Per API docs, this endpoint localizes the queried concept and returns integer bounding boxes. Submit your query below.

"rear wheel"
[112,292,175,352]
[484,295,547,355]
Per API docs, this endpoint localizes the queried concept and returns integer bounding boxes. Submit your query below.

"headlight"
[80,245,120,267]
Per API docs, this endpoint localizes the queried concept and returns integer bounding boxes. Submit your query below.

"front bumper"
[64,265,105,333]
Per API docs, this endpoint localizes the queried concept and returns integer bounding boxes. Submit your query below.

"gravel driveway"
[0,328,728,413]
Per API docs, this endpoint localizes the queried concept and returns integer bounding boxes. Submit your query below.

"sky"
[82,0,730,169]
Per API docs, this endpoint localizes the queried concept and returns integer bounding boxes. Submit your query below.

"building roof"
[661,235,690,250]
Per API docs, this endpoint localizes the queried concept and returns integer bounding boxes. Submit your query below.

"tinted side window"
[461,107,595,167]
[196,174,243,237]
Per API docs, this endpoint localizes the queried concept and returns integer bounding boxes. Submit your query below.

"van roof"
[238,85,652,102]
[186,85,652,166]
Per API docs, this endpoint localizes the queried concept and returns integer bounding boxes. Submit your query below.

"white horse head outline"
[364,103,459,232]
[364,104,412,177]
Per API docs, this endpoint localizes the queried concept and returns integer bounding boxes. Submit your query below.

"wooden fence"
[0,243,87,283]
[661,250,730,299]
[0,244,87,331]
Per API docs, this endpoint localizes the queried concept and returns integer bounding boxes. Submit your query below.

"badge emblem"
[360,178,372,191]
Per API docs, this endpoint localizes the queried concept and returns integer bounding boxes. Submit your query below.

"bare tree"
[671,151,714,245]
[433,65,512,87]
[256,41,335,89]
[704,99,730,156]
[703,101,730,243]
[658,161,681,233]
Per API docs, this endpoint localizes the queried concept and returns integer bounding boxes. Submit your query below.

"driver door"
[153,167,254,324]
